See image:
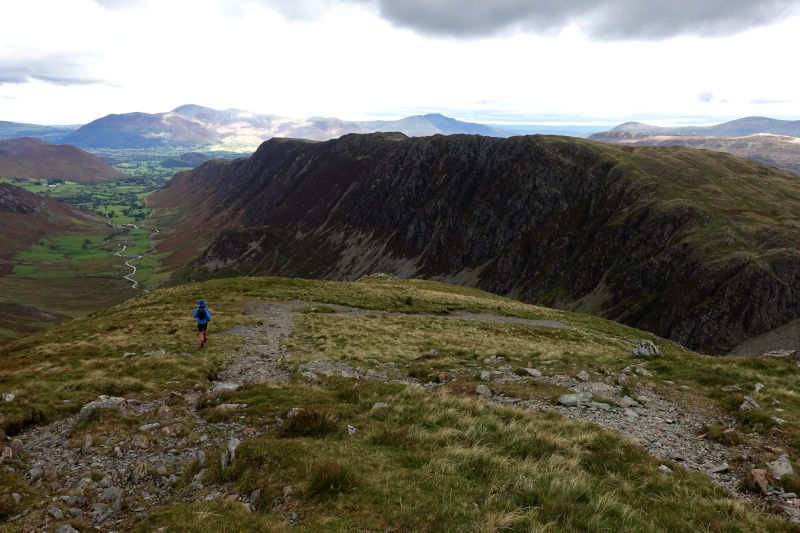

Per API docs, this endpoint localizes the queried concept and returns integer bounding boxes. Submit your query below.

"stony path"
[5,301,795,530]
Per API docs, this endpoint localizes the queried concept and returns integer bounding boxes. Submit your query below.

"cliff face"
[149,133,800,352]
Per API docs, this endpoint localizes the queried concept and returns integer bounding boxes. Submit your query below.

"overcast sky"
[2,0,800,125]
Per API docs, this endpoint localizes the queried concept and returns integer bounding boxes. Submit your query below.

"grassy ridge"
[2,277,799,530]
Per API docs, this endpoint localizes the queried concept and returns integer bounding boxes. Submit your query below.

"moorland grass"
[132,379,796,532]
[3,276,800,530]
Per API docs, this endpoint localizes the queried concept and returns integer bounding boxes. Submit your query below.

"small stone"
[287,407,304,418]
[122,352,136,359]
[658,464,673,473]
[721,385,741,392]
[211,381,240,393]
[588,402,611,411]
[711,462,729,473]
[616,373,630,386]
[69,507,84,518]
[576,370,591,382]
[772,416,788,424]
[44,465,58,481]
[557,392,592,406]
[618,396,640,408]
[81,434,93,454]
[740,396,761,411]
[479,371,491,382]
[282,485,294,498]
[429,349,438,355]
[635,367,653,377]
[197,450,207,468]
[371,402,391,411]
[99,475,112,488]
[142,348,166,357]
[55,526,81,533]
[745,469,770,494]
[768,454,794,479]
[205,491,222,501]
[250,488,262,503]
[101,487,122,501]
[217,403,248,411]
[46,505,64,520]
[782,492,798,499]
[754,383,765,393]
[11,493,21,504]
[475,385,491,398]
[0,447,12,463]
[624,409,639,419]
[221,450,231,471]
[2,393,15,402]
[139,423,161,431]
[348,424,357,435]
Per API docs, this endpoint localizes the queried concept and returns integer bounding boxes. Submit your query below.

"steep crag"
[149,133,800,352]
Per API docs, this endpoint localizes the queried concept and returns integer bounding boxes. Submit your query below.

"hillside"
[0,182,104,274]
[588,131,800,175]
[610,116,800,137]
[148,133,800,353]
[0,121,76,142]
[0,183,138,343]
[1,277,799,530]
[0,138,126,183]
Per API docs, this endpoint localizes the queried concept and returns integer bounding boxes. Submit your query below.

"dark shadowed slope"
[0,137,126,183]
[149,133,800,353]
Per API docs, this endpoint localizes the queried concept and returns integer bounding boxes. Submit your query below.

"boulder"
[479,371,491,382]
[524,368,542,377]
[475,385,491,398]
[618,396,640,408]
[768,454,794,479]
[557,392,592,406]
[576,370,591,382]
[739,396,761,411]
[630,340,660,358]
[77,395,129,422]
[616,373,630,386]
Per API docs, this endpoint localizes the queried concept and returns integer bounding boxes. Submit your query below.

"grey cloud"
[0,56,102,86]
[272,0,800,40]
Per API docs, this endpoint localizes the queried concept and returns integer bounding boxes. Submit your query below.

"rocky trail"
[4,302,799,530]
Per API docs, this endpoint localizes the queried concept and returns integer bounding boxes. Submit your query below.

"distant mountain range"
[52,105,514,150]
[149,132,800,353]
[0,138,125,183]
[609,116,800,137]
[0,121,77,143]
[588,131,800,175]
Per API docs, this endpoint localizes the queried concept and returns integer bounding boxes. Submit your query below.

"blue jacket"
[193,306,211,325]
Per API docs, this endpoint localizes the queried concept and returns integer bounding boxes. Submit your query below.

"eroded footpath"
[5,301,798,530]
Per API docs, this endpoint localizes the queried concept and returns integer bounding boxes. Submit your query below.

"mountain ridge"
[149,132,800,353]
[610,116,800,137]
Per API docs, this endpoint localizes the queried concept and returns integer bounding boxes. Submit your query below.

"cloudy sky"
[2,0,800,125]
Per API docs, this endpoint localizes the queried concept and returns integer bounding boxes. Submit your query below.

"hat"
[199,299,205,307]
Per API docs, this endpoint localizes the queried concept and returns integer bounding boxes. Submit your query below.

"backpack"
[197,307,207,320]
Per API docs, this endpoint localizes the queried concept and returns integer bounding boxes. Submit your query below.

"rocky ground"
[3,301,798,531]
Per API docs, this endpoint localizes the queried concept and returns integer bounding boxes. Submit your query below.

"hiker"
[193,299,211,347]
